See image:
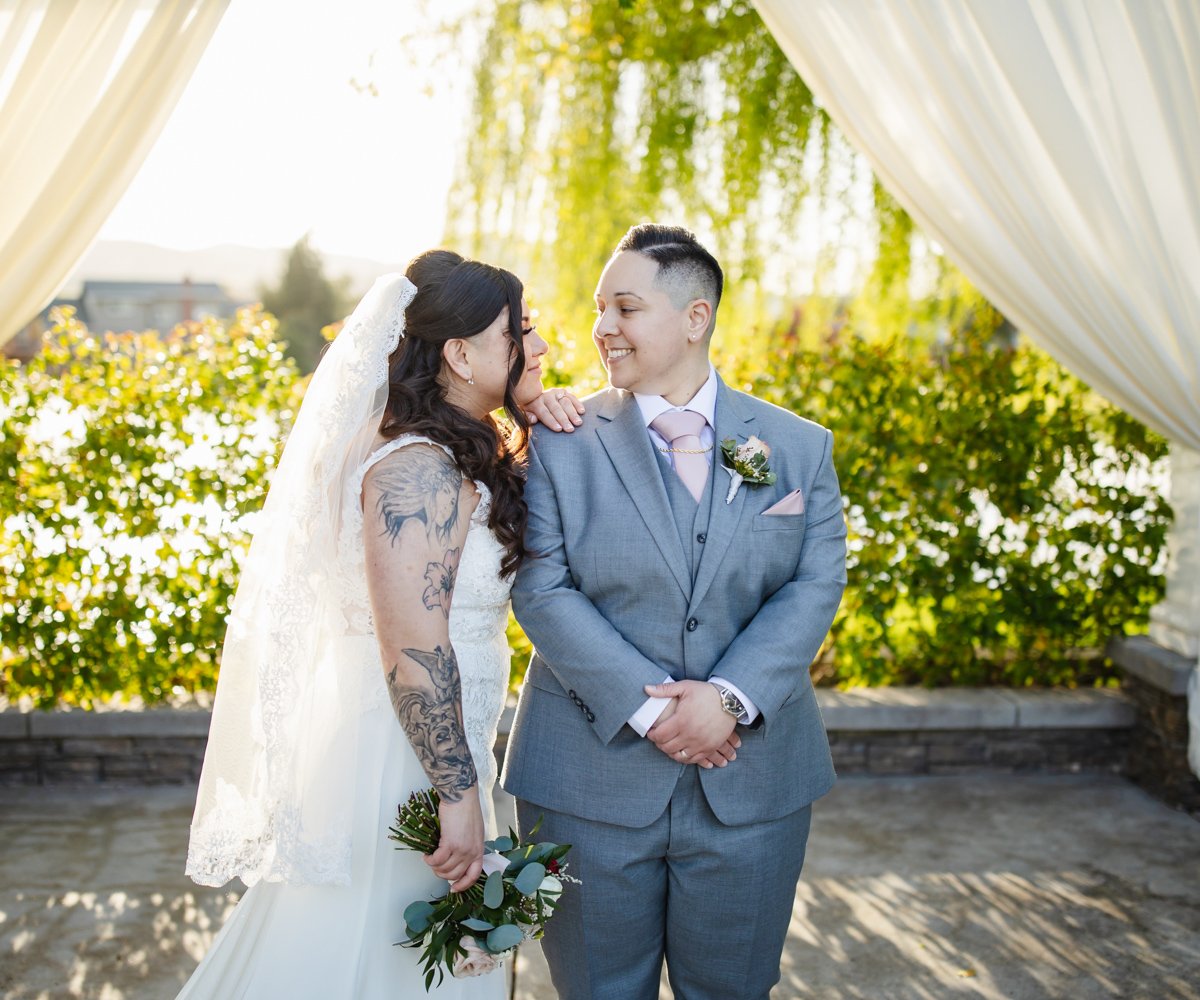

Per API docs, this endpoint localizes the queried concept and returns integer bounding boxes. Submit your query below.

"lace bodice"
[339,434,513,792]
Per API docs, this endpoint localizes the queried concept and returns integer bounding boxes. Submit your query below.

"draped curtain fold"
[753,0,1200,775]
[753,0,1200,452]
[0,0,230,348]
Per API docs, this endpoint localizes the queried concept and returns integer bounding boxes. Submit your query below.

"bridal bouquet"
[389,788,576,990]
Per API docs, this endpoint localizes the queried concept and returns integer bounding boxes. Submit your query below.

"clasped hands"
[644,680,741,769]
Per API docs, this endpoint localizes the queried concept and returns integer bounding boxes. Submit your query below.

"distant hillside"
[65,241,406,303]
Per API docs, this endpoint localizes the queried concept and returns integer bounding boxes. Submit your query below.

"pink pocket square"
[763,489,805,516]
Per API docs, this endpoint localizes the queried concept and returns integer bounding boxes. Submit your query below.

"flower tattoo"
[422,547,460,617]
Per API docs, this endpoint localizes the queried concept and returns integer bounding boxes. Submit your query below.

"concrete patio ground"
[1,774,1197,999]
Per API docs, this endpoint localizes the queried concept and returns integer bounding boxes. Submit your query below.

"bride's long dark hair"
[380,249,531,576]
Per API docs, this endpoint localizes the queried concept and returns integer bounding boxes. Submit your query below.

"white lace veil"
[186,273,417,888]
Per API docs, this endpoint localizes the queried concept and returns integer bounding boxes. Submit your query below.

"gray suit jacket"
[501,374,846,828]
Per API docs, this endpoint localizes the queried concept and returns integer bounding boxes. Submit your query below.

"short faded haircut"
[614,224,723,334]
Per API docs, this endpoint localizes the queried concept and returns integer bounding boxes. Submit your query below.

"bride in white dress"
[178,250,581,998]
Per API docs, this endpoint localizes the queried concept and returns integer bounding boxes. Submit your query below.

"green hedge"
[744,324,1170,687]
[1,313,1169,705]
[1,309,299,706]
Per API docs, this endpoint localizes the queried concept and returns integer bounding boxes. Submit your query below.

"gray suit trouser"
[517,770,813,1000]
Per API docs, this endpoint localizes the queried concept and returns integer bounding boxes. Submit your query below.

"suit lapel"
[690,376,755,611]
[595,390,692,598]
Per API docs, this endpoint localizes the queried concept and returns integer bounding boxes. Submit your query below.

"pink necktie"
[651,409,709,503]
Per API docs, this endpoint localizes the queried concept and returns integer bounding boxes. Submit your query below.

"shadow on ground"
[0,787,237,999]
[1,775,1197,999]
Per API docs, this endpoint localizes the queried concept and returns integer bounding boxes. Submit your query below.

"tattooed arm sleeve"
[361,443,480,800]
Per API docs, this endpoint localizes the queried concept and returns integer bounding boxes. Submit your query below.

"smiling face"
[592,250,711,403]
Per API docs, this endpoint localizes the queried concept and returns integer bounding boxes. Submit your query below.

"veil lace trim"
[186,274,417,888]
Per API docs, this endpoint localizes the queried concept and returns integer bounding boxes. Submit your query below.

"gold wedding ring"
[556,392,566,401]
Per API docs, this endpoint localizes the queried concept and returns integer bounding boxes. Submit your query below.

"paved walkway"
[1,774,1197,999]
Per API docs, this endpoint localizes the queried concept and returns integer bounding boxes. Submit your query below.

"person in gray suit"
[501,224,847,999]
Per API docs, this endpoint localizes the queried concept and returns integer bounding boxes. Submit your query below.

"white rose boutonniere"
[720,436,776,504]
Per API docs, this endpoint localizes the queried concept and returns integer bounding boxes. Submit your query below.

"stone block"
[928,762,1015,776]
[986,740,1047,768]
[818,687,1018,731]
[0,711,31,738]
[41,758,102,782]
[129,737,206,755]
[867,744,928,774]
[0,741,41,760]
[832,756,868,775]
[61,738,135,756]
[99,755,155,779]
[142,754,202,782]
[1108,635,1194,695]
[1010,688,1135,729]
[29,709,213,739]
[830,743,866,768]
[927,739,988,765]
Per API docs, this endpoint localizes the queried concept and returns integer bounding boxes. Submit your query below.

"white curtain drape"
[753,0,1200,774]
[0,0,230,348]
[753,0,1200,451]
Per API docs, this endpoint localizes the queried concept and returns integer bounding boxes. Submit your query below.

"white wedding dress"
[178,435,511,999]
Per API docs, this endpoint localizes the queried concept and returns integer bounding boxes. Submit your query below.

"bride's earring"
[466,372,475,385]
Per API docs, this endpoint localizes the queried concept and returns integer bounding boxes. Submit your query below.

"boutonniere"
[720,436,776,504]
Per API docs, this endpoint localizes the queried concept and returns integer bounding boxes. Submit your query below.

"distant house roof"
[81,280,232,301]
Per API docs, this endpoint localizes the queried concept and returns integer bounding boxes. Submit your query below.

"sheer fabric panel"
[0,0,229,347]
[753,0,1200,450]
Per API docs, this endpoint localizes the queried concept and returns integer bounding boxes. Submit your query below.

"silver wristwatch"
[713,683,745,720]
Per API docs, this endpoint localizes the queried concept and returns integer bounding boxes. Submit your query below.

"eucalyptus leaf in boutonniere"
[720,436,776,504]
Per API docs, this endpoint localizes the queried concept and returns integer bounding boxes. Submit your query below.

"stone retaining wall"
[1,687,1135,787]
[1109,635,1200,815]
[818,687,1132,776]
[0,710,209,786]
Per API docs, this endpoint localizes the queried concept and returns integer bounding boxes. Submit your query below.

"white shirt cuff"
[709,677,759,725]
[628,676,674,737]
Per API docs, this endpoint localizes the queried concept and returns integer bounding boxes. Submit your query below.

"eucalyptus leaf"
[515,862,547,897]
[404,900,435,928]
[483,870,505,909]
[486,923,524,953]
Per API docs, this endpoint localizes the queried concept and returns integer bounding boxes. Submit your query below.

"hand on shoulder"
[524,388,586,432]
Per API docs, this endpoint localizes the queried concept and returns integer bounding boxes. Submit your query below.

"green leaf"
[404,899,435,934]
[486,923,524,953]
[514,862,547,896]
[460,917,494,932]
[483,870,505,909]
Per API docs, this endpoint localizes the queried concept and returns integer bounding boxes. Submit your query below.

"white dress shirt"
[625,366,760,737]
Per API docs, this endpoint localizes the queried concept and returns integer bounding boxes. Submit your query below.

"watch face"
[722,689,743,716]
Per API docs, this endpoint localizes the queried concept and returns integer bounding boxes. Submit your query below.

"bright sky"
[97,0,473,263]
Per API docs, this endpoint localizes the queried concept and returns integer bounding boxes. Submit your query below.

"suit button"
[696,532,707,543]
[568,689,576,698]
[586,710,596,722]
[687,617,699,632]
